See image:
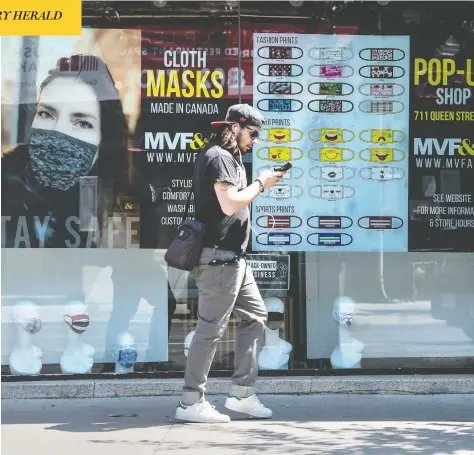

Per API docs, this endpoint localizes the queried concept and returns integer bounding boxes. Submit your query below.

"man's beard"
[236,131,250,154]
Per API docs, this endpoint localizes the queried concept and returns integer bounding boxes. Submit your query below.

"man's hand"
[257,169,285,189]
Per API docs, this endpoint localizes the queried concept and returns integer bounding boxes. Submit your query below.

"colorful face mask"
[358,216,404,230]
[359,83,405,97]
[307,216,353,229]
[116,347,138,368]
[309,147,355,162]
[257,147,303,161]
[257,46,304,60]
[20,318,42,334]
[359,48,406,62]
[256,232,302,246]
[308,100,354,113]
[360,148,406,163]
[257,99,303,113]
[307,233,353,247]
[309,64,354,78]
[257,63,303,77]
[308,82,354,96]
[309,128,355,143]
[256,215,302,229]
[359,129,406,144]
[309,166,355,182]
[310,185,355,200]
[332,310,355,327]
[257,81,303,95]
[359,167,405,182]
[260,128,303,143]
[309,47,353,61]
[29,128,98,191]
[359,100,404,114]
[64,314,90,335]
[359,65,405,79]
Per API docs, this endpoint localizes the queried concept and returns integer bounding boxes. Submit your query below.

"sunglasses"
[245,126,260,139]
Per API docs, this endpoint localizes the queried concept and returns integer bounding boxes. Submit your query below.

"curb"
[2,375,474,399]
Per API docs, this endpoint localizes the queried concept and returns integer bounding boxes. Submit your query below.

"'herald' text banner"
[0,0,81,36]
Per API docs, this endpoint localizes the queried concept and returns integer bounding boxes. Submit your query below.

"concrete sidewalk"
[2,394,474,455]
[2,375,474,399]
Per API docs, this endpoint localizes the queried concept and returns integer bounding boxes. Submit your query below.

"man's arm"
[214,169,284,216]
[214,181,262,216]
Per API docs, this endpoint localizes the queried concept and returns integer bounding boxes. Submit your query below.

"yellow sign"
[0,0,81,36]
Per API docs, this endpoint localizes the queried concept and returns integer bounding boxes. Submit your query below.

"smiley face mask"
[309,147,355,162]
[360,148,406,163]
[257,147,303,161]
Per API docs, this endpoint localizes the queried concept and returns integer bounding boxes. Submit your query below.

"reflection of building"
[2,1,474,380]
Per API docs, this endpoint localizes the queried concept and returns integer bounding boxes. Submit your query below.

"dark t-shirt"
[193,145,249,253]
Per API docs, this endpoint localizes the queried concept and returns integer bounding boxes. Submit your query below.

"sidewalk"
[3,375,474,399]
[2,394,474,455]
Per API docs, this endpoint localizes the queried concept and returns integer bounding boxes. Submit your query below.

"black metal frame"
[3,0,474,381]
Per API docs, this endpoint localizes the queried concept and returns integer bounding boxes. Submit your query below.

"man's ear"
[232,124,239,135]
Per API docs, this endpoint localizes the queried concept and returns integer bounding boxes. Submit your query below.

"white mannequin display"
[330,296,364,369]
[60,300,95,374]
[263,296,285,314]
[184,330,195,357]
[9,300,43,375]
[258,325,292,370]
[113,331,138,374]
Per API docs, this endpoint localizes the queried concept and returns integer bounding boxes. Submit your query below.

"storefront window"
[2,1,473,377]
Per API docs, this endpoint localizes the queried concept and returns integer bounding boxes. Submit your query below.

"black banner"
[409,37,474,251]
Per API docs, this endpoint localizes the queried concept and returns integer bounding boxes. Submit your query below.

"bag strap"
[182,182,193,223]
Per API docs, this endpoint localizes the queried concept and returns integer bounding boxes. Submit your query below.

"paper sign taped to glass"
[247,254,291,290]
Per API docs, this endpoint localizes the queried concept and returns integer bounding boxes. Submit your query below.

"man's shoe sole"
[175,411,230,423]
[224,399,273,418]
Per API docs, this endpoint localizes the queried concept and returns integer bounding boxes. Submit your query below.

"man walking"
[175,104,286,423]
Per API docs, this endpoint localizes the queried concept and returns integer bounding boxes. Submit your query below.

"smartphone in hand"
[274,162,293,172]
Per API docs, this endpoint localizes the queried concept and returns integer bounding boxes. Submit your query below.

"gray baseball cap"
[211,103,265,129]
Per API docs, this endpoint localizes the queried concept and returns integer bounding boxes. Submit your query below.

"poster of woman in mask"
[1,32,172,368]
[1,34,156,249]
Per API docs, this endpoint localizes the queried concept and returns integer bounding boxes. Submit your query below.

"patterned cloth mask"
[20,318,42,334]
[29,128,98,191]
[332,310,355,327]
[116,347,138,368]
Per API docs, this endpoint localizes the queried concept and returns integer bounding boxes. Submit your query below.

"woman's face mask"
[28,128,98,191]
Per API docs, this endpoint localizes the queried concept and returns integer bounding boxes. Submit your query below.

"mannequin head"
[113,331,137,369]
[332,296,356,327]
[263,296,285,314]
[12,300,42,334]
[64,300,89,335]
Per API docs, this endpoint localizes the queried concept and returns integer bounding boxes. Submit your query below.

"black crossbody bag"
[164,183,206,271]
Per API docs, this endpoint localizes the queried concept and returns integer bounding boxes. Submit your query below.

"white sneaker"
[225,394,273,418]
[175,400,231,423]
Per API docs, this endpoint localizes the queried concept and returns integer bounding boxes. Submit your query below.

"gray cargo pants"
[181,247,268,405]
